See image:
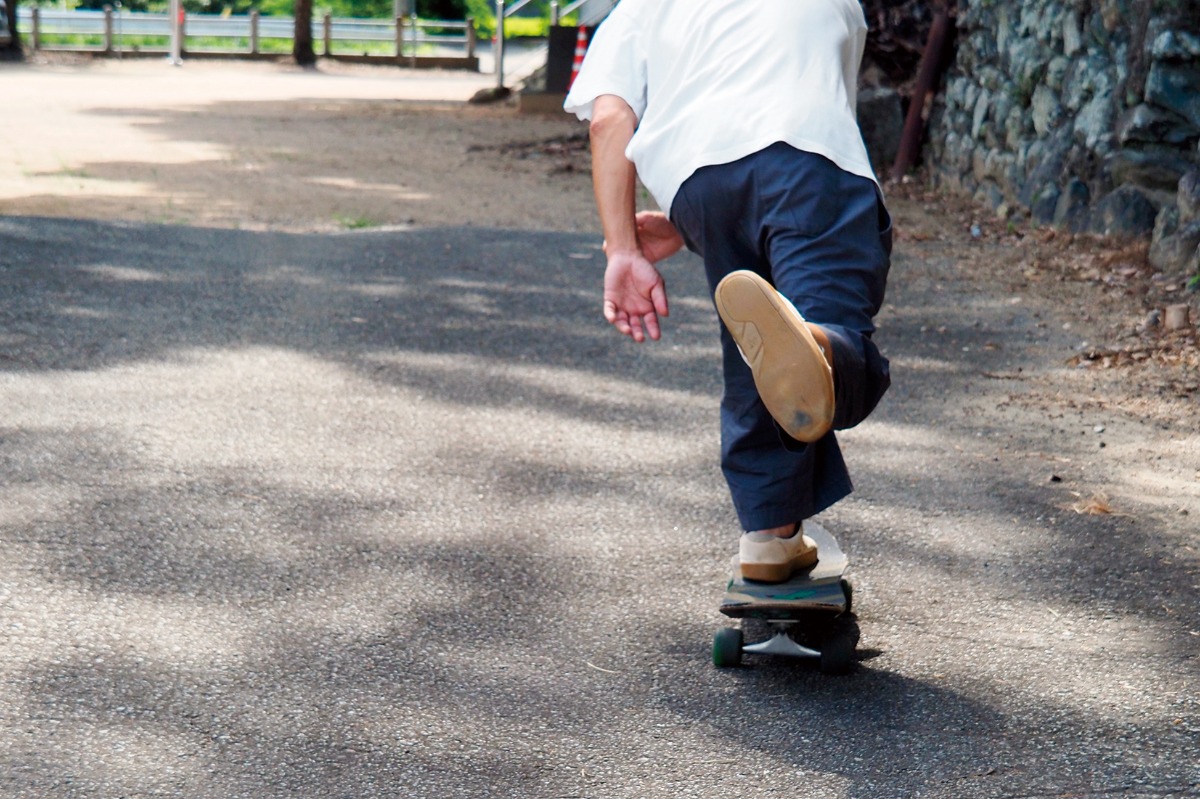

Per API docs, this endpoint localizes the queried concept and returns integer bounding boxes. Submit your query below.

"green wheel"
[712,627,744,668]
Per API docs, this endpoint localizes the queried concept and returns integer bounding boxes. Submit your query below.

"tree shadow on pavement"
[2,215,1197,798]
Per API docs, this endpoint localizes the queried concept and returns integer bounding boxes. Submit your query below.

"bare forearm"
[587,96,668,342]
[589,96,640,254]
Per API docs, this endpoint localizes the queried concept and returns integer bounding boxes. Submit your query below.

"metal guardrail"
[13,4,611,84]
[16,7,474,58]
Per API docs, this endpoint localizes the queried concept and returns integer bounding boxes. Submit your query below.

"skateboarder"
[565,0,892,583]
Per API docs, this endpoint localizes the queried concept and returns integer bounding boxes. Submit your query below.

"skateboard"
[713,521,859,673]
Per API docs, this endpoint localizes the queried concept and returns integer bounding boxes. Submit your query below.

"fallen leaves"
[888,179,1199,399]
[1068,338,1200,388]
[1066,491,1132,517]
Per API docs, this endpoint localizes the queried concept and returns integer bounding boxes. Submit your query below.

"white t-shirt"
[564,0,877,217]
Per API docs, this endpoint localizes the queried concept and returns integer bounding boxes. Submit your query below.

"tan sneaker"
[739,528,819,583]
[714,270,834,443]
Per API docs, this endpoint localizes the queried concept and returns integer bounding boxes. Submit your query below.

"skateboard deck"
[713,521,858,672]
[720,521,848,619]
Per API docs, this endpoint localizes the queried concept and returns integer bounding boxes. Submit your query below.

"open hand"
[603,249,669,342]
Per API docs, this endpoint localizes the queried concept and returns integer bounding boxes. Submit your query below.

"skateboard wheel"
[840,579,854,614]
[712,627,744,668]
[819,618,859,675]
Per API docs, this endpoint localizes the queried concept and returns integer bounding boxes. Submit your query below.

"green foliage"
[38,0,477,17]
[505,13,573,37]
[463,1,573,39]
[317,0,390,18]
[335,214,379,228]
[419,0,463,19]
[460,0,491,31]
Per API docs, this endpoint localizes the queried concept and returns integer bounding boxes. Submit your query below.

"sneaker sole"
[714,271,834,443]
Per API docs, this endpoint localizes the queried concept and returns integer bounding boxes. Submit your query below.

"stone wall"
[925,0,1200,276]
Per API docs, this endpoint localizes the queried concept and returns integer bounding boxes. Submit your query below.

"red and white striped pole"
[568,26,588,89]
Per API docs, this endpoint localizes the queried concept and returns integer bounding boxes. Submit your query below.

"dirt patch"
[889,181,1199,403]
[0,58,595,233]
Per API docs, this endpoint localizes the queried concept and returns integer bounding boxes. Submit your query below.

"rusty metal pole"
[890,8,952,181]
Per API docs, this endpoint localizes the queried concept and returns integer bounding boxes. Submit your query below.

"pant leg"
[758,148,893,431]
[670,143,891,531]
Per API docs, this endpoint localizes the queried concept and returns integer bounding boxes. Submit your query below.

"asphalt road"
[1,209,1197,798]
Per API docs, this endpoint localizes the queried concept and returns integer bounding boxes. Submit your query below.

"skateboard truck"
[740,621,821,659]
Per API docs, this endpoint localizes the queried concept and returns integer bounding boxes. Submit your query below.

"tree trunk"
[293,0,315,66]
[1,0,22,60]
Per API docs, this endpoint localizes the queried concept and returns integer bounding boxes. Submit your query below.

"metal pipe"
[890,8,952,181]
[169,0,182,65]
[495,0,505,87]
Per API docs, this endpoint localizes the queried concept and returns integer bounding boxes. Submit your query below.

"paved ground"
[1,62,1198,798]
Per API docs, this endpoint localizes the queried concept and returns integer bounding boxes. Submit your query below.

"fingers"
[629,318,645,343]
[605,299,658,342]
[641,311,661,341]
[625,312,657,343]
[604,300,630,336]
[650,280,669,318]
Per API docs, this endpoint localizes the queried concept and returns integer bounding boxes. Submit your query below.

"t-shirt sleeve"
[562,9,647,122]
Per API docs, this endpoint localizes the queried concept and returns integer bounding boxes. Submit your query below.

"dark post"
[890,9,952,181]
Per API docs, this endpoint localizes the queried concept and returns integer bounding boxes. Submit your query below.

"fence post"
[103,5,113,54]
[169,0,183,63]
[495,0,505,87]
[409,12,417,68]
[550,1,559,27]
[30,7,40,50]
[395,15,404,58]
[114,1,123,57]
[323,13,332,56]
[466,17,475,59]
[250,9,259,54]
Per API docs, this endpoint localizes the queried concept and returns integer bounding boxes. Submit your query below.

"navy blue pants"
[669,143,892,531]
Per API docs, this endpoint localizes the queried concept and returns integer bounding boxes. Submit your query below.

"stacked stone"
[926,0,1200,274]
[1153,171,1200,275]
